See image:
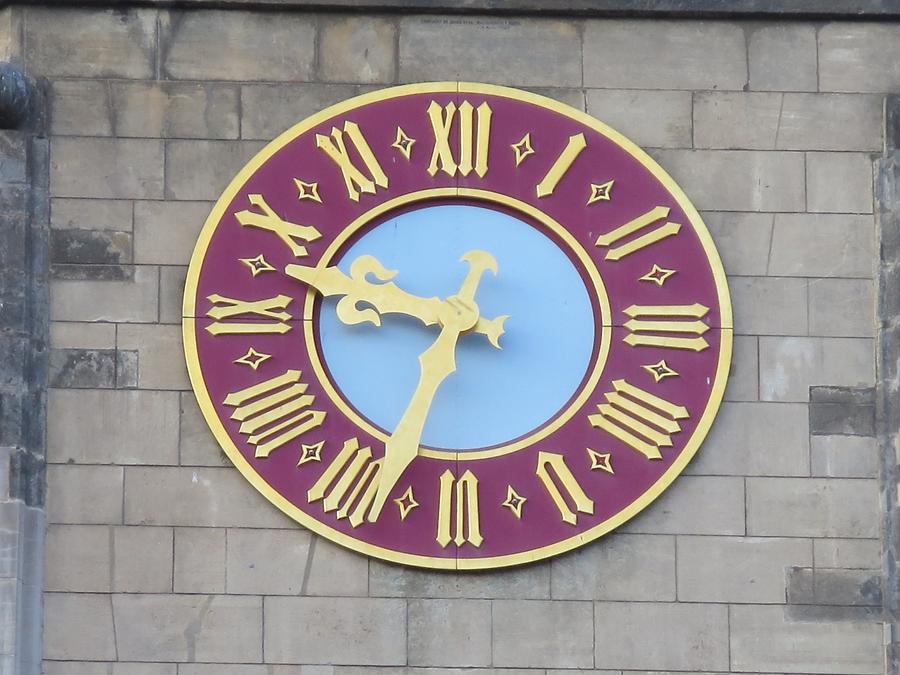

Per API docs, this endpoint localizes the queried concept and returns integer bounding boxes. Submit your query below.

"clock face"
[183,82,732,569]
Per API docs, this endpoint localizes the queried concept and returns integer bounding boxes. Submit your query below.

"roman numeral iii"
[427,100,493,178]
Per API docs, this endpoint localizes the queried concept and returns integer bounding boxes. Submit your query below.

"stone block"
[0,7,22,63]
[781,94,883,152]
[42,664,111,675]
[724,335,759,402]
[551,533,675,601]
[369,557,550,599]
[702,212,772,277]
[768,213,874,278]
[789,566,882,607]
[749,24,818,92]
[116,323,190,390]
[179,392,228,467]
[730,604,883,674]
[51,198,133,232]
[747,477,880,538]
[51,137,164,200]
[160,266,188,324]
[621,476,744,535]
[114,666,177,675]
[25,7,155,78]
[47,465,123,525]
[593,602,728,670]
[492,600,593,668]
[51,229,132,269]
[240,83,360,140]
[399,16,581,87]
[44,593,116,661]
[319,16,396,84]
[49,321,116,350]
[809,278,875,338]
[49,348,117,389]
[677,535,811,603]
[112,82,240,139]
[124,466,293,528]
[812,435,879,478]
[650,149,805,212]
[49,80,113,137]
[161,9,315,81]
[113,594,262,662]
[819,23,900,93]
[807,152,874,214]
[48,389,179,464]
[759,337,874,402]
[730,276,807,336]
[179,667,305,675]
[226,528,311,595]
[694,92,782,150]
[264,597,406,665]
[408,599,491,667]
[584,20,745,90]
[134,200,211,265]
[174,527,226,593]
[585,89,692,148]
[815,538,881,569]
[0,131,26,183]
[688,402,809,476]
[165,140,265,201]
[44,524,111,592]
[809,385,876,436]
[304,536,369,597]
[526,87,585,111]
[51,265,159,323]
[113,526,173,593]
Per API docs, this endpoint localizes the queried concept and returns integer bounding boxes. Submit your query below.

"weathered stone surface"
[585,89,692,148]
[749,24,818,92]
[50,229,131,269]
[768,213,874,278]
[47,465,123,525]
[369,557,550,598]
[226,528,310,595]
[51,137,164,199]
[688,402,809,476]
[584,20,745,90]
[264,597,407,665]
[49,322,116,350]
[319,16,396,84]
[747,477,880,538]
[161,10,316,81]
[815,538,881,569]
[113,526,173,593]
[50,198,133,232]
[303,537,369,597]
[593,602,728,670]
[49,348,117,389]
[124,466,293,528]
[134,200,211,265]
[810,393,876,437]
[165,140,265,201]
[551,534,675,600]
[44,593,116,661]
[44,524,111,592]
[400,16,581,87]
[159,265,188,324]
[621,476,744,535]
[809,278,875,338]
[25,7,156,78]
[117,323,190,390]
[730,276,807,336]
[493,600,593,668]
[730,604,883,674]
[677,535,811,603]
[113,594,262,662]
[819,22,900,92]
[650,149,805,212]
[408,599,491,667]
[240,83,360,140]
[702,212,772,277]
[811,435,878,478]
[693,92,782,150]
[724,335,759,402]
[48,389,179,464]
[759,337,874,402]
[174,527,226,593]
[51,265,159,323]
[788,566,882,606]
[807,152,874,214]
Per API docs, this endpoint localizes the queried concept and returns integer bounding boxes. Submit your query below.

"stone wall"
[2,4,893,673]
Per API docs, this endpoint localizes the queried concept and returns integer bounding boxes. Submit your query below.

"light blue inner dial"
[318,204,596,451]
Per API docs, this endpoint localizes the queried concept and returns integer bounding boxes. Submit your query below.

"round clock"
[183,82,732,569]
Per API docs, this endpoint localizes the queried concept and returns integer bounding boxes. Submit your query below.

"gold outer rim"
[303,187,613,461]
[182,81,733,570]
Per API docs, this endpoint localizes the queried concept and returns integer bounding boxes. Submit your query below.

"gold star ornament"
[233,347,272,371]
[394,486,420,520]
[642,359,679,383]
[586,448,614,474]
[392,127,416,161]
[511,133,535,167]
[639,264,677,286]
[501,485,527,519]
[587,180,615,205]
[238,254,276,277]
[294,178,322,203]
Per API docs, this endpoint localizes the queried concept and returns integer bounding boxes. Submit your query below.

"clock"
[183,82,732,569]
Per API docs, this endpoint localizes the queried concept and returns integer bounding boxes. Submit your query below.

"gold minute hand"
[367,250,500,522]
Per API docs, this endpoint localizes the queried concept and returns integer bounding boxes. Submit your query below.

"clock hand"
[367,250,499,522]
[285,255,507,347]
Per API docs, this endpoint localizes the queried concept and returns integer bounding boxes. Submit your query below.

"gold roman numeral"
[436,469,483,548]
[307,437,382,527]
[623,303,711,352]
[223,369,326,458]
[427,100,492,178]
[205,294,293,335]
[316,121,388,202]
[595,206,681,260]
[588,379,689,460]
[535,451,594,525]
[536,133,586,198]
[235,194,322,257]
